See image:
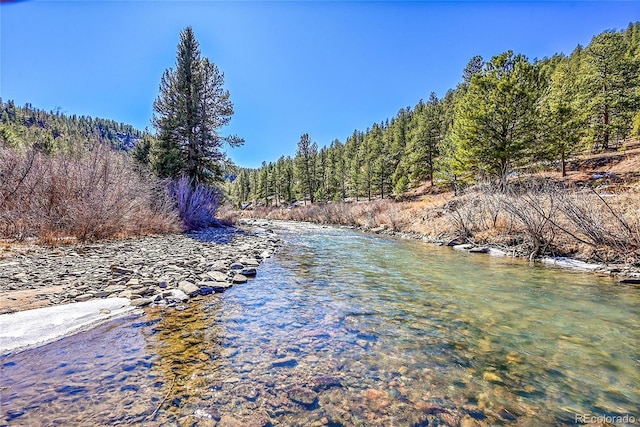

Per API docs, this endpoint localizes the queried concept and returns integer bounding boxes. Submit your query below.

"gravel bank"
[0,221,280,315]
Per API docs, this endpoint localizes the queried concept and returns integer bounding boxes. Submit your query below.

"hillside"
[0,99,145,152]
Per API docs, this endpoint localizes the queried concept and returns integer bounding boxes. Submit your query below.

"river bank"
[0,224,281,316]
[238,204,640,285]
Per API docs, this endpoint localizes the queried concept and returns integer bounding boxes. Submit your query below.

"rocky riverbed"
[0,220,280,315]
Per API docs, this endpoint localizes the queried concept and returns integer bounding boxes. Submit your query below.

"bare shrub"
[0,145,180,242]
[556,188,640,263]
[502,182,559,259]
[168,176,222,231]
[446,191,489,238]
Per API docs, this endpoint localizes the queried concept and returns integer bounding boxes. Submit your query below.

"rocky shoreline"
[0,221,281,315]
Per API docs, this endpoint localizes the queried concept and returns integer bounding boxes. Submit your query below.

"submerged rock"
[288,386,318,407]
[271,357,298,368]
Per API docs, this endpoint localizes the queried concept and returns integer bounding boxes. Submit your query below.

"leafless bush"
[0,145,180,242]
[556,188,640,263]
[502,182,559,259]
[168,176,221,231]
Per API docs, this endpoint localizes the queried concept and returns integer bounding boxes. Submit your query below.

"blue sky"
[1,1,638,168]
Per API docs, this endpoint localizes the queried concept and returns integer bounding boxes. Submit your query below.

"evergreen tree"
[152,27,243,183]
[451,51,542,190]
[294,133,317,204]
[539,50,588,176]
[407,92,442,186]
[581,30,639,150]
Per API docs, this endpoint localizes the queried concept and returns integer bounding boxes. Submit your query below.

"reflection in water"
[1,222,639,426]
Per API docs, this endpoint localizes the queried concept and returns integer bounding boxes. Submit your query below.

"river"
[1,222,638,426]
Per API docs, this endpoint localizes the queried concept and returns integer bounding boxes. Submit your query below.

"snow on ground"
[540,257,602,271]
[0,298,135,355]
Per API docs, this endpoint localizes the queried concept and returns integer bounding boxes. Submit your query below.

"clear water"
[1,222,638,426]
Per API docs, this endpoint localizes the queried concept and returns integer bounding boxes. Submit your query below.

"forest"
[229,23,640,207]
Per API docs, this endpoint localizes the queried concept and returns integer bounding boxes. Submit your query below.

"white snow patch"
[0,298,135,355]
[488,248,507,257]
[540,257,602,271]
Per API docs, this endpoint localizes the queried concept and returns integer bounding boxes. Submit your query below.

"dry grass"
[0,145,181,243]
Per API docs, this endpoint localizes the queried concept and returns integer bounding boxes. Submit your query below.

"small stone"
[232,274,248,284]
[75,293,93,302]
[110,265,134,275]
[199,286,214,295]
[118,290,133,299]
[211,282,232,292]
[241,258,260,267]
[104,284,126,293]
[260,251,272,259]
[99,308,111,314]
[241,268,257,277]
[453,244,474,251]
[483,371,503,383]
[93,290,111,298]
[178,281,200,297]
[167,288,189,302]
[271,357,297,368]
[126,278,140,287]
[130,298,151,307]
[469,247,490,254]
[288,387,317,407]
[364,389,388,400]
[205,271,227,282]
[230,262,244,270]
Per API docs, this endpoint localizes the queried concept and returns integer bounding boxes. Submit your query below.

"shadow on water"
[1,221,639,426]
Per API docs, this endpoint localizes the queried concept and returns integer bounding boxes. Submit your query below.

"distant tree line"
[0,100,146,153]
[230,22,640,207]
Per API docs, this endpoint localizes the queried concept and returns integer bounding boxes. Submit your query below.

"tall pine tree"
[152,27,243,184]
